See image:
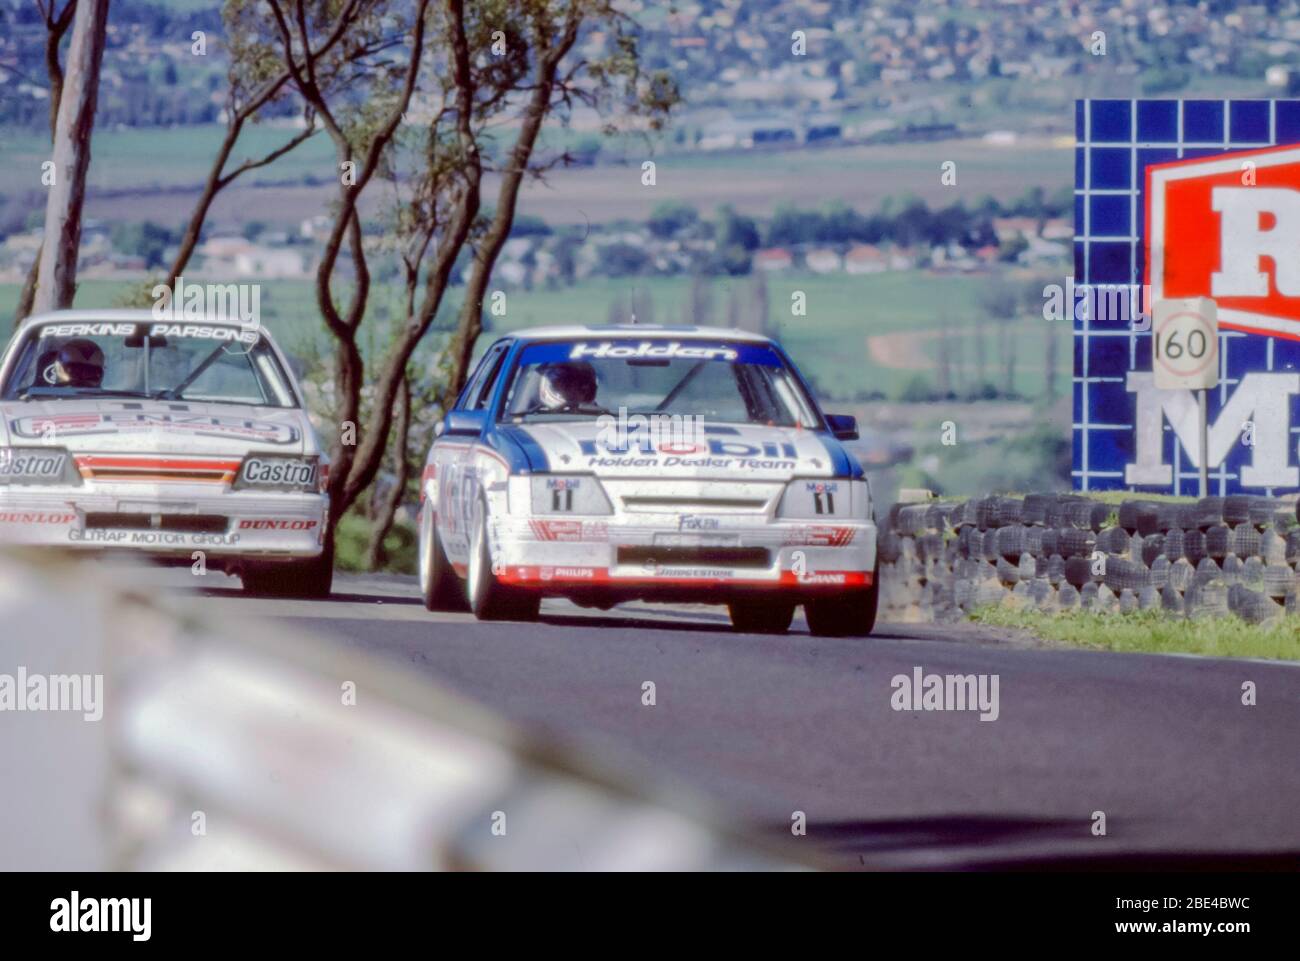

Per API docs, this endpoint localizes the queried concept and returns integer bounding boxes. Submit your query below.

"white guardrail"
[0,550,806,871]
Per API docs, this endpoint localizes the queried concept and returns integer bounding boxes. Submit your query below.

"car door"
[435,341,510,567]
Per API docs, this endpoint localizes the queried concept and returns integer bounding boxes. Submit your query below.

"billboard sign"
[1073,99,1300,496]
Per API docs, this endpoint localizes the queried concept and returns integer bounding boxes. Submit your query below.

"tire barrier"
[878,493,1300,626]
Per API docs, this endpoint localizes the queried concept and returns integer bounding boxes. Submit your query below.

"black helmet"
[538,361,597,409]
[55,339,105,388]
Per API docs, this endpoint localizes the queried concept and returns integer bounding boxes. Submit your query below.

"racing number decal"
[809,481,837,515]
[548,478,579,511]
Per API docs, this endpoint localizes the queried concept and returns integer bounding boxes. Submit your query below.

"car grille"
[617,545,770,568]
[83,512,229,533]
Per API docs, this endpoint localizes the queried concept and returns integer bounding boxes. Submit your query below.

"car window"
[469,343,510,411]
[501,338,820,428]
[1,323,297,407]
[457,342,507,410]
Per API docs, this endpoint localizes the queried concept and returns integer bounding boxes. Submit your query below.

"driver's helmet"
[54,339,105,388]
[538,361,597,409]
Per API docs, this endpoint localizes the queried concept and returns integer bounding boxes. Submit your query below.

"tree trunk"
[362,372,412,570]
[33,0,108,314]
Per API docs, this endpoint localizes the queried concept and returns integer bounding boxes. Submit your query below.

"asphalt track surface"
[183,571,1300,870]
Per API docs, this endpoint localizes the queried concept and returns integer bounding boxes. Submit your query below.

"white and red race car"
[0,310,332,596]
[418,325,878,635]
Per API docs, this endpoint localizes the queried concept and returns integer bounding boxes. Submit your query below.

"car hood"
[0,398,310,456]
[507,420,855,481]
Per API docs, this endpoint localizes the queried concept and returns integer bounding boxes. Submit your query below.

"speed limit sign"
[1152,297,1218,391]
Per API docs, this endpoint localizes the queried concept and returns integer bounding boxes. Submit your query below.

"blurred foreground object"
[0,551,805,871]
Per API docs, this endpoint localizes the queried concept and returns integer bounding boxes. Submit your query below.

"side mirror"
[443,409,488,436]
[825,413,858,441]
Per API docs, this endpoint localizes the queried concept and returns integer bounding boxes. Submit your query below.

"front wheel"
[466,498,539,622]
[728,600,795,634]
[420,505,467,612]
[803,564,879,638]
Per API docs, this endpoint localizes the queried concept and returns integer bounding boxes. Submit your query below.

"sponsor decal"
[783,525,856,547]
[0,511,76,524]
[545,476,580,511]
[792,571,849,584]
[38,323,137,339]
[9,411,299,444]
[0,450,66,481]
[536,565,598,581]
[147,323,258,344]
[527,519,608,541]
[570,340,739,362]
[678,514,721,531]
[68,529,241,546]
[237,519,319,531]
[580,436,797,458]
[805,481,839,514]
[241,457,317,487]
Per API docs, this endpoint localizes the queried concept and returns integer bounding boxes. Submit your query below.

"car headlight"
[776,478,870,520]
[0,447,81,486]
[232,455,322,493]
[529,474,612,515]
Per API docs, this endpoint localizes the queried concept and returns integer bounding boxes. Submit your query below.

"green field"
[0,125,338,193]
[0,270,1069,402]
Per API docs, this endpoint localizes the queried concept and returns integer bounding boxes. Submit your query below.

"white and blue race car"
[418,325,878,636]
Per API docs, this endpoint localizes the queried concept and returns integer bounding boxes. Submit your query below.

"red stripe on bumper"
[496,567,872,588]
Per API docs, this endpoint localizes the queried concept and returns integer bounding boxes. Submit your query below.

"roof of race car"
[505,324,775,344]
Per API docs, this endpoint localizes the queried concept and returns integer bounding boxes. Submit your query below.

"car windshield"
[1,321,298,408]
[502,337,821,428]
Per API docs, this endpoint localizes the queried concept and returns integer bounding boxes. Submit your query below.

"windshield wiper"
[15,387,157,401]
[157,342,228,400]
[516,402,613,418]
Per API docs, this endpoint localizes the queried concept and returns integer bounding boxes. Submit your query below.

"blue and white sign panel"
[1073,98,1300,496]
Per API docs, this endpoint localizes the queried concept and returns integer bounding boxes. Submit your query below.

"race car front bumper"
[0,485,328,560]
[487,510,877,600]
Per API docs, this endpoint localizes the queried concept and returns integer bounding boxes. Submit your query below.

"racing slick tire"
[728,600,796,634]
[467,497,540,623]
[803,561,879,638]
[420,505,468,612]
[241,541,334,599]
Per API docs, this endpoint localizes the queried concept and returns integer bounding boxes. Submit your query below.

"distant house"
[992,217,1038,242]
[888,247,918,271]
[1041,218,1072,241]
[496,261,528,287]
[754,248,793,272]
[233,246,308,279]
[804,248,842,274]
[844,244,886,275]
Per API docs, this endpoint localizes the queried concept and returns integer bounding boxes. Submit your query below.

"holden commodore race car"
[418,325,878,636]
[0,310,332,597]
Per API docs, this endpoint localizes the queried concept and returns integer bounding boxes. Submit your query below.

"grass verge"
[969,606,1300,661]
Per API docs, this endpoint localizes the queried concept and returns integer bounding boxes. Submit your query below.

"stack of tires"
[877,493,1300,625]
